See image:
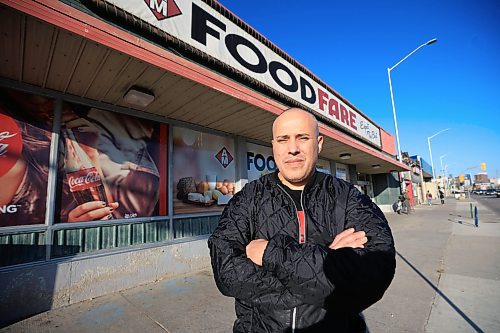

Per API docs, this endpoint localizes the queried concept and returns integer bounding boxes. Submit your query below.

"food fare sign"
[107,0,381,147]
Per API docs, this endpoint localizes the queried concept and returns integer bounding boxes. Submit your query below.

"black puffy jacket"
[208,171,395,332]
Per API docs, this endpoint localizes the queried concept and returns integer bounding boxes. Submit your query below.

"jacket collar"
[270,170,327,191]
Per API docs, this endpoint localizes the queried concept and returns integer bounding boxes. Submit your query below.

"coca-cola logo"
[0,112,23,178]
[67,168,102,192]
[0,132,17,156]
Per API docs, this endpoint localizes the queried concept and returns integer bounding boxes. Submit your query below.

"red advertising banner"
[173,127,236,215]
[0,88,53,227]
[59,105,166,222]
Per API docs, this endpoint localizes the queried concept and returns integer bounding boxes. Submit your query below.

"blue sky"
[218,0,500,179]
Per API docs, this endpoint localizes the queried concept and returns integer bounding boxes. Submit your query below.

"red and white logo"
[67,167,102,192]
[0,112,23,178]
[215,147,233,169]
[144,0,182,21]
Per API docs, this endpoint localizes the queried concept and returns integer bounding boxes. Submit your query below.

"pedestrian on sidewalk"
[209,108,396,333]
[426,191,433,206]
[439,188,445,205]
[401,190,411,214]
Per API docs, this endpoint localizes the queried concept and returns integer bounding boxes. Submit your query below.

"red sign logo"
[144,0,182,20]
[215,147,233,169]
[0,112,23,178]
[67,168,102,192]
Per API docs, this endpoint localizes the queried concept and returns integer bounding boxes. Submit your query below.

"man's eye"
[299,136,309,141]
[277,139,287,143]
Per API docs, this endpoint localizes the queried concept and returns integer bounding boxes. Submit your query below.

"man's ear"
[317,136,324,154]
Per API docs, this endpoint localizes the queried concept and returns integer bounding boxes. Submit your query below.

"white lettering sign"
[103,0,382,147]
[0,131,17,157]
[68,171,101,187]
[0,204,19,214]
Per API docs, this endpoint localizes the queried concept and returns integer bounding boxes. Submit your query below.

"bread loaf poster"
[172,127,236,215]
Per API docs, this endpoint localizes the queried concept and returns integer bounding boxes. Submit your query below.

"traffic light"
[459,174,465,182]
[480,163,486,171]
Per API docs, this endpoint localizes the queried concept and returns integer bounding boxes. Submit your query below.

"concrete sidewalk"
[2,199,499,333]
[364,199,500,332]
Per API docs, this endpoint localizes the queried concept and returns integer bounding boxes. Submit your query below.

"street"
[471,194,500,216]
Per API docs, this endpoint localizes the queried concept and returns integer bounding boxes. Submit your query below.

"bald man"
[209,108,395,333]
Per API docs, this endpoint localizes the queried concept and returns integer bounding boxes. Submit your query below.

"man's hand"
[246,239,269,266]
[329,228,367,250]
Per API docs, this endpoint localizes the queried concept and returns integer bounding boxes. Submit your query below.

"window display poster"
[173,127,236,215]
[58,104,166,222]
[316,158,331,174]
[336,162,349,181]
[0,88,53,227]
[246,143,276,182]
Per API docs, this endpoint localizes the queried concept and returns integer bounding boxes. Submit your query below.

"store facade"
[0,0,409,325]
[411,154,436,202]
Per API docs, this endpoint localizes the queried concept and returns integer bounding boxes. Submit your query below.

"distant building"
[408,154,436,204]
[410,155,433,181]
[474,173,489,184]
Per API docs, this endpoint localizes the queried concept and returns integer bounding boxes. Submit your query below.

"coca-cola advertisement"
[59,103,167,222]
[0,88,53,227]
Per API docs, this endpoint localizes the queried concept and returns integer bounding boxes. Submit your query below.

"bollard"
[470,203,473,219]
[474,206,478,227]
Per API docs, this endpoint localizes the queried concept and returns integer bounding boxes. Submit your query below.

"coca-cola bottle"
[63,128,110,216]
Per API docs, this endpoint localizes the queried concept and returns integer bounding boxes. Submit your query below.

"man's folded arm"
[208,191,302,309]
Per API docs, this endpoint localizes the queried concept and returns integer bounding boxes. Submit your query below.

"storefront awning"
[1,0,409,174]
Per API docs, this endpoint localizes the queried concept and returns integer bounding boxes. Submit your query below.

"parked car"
[485,189,497,196]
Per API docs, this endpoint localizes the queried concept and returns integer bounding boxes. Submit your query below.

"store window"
[173,127,236,215]
[357,173,374,198]
[336,162,349,182]
[57,104,167,223]
[316,158,332,174]
[0,88,54,227]
[247,142,276,182]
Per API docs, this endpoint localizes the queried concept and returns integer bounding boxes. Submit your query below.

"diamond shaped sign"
[144,0,182,21]
[215,147,233,168]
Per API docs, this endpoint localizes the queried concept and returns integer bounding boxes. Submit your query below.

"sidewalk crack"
[119,292,170,332]
[424,256,444,331]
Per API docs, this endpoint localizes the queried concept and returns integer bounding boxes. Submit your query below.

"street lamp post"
[427,128,450,180]
[388,38,437,162]
[440,153,448,189]
[444,164,450,192]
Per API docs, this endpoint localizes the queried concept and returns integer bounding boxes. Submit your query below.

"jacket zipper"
[276,184,307,333]
[299,190,306,244]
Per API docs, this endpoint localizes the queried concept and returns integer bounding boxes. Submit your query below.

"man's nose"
[288,139,300,154]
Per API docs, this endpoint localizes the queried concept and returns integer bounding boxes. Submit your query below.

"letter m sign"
[144,0,182,20]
